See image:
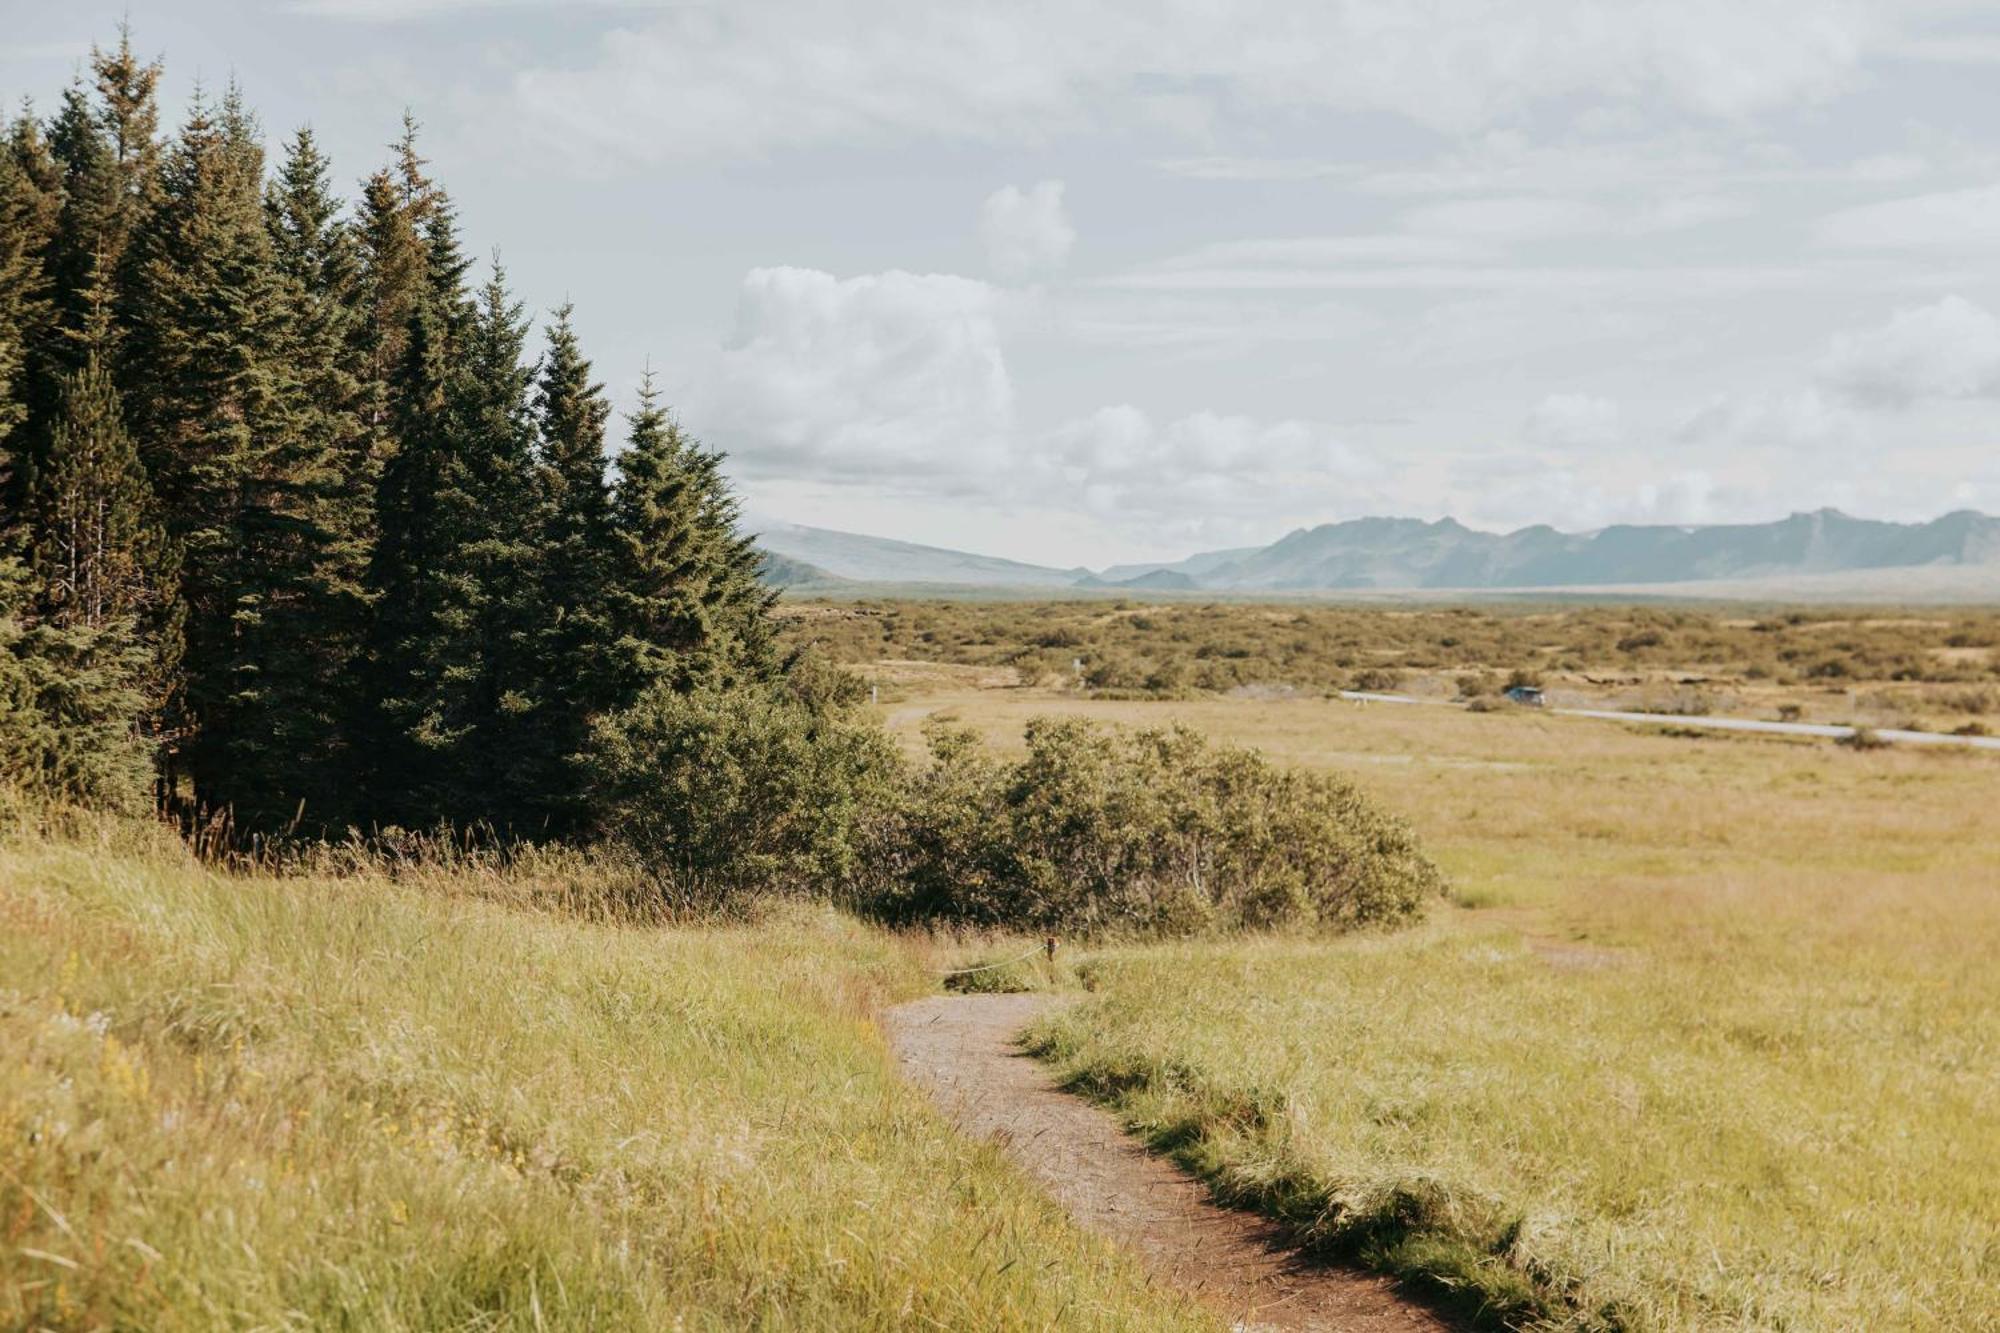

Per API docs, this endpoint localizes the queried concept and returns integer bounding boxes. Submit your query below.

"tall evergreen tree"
[122,88,291,818]
[1,113,62,513]
[0,125,53,512]
[526,304,618,825]
[29,353,159,631]
[608,372,778,698]
[367,266,541,828]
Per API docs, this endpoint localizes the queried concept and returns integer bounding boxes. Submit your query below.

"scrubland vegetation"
[887,682,2000,1330]
[781,599,2000,733]
[7,28,1993,1333]
[0,815,1216,1331]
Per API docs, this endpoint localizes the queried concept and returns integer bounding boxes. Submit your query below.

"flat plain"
[876,678,2000,1329]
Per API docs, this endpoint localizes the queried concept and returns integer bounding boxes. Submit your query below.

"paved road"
[1335,691,2000,751]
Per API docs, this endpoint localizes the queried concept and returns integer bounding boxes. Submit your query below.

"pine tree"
[1,112,63,520]
[367,266,541,828]
[365,300,459,825]
[0,125,52,510]
[0,552,154,813]
[29,353,159,631]
[525,303,618,826]
[241,126,377,832]
[122,88,290,820]
[607,372,778,700]
[453,268,546,828]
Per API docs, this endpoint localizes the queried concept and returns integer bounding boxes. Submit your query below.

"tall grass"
[906,686,2000,1330]
[0,820,1210,1331]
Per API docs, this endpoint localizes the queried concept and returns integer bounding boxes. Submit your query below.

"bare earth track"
[885,994,1454,1333]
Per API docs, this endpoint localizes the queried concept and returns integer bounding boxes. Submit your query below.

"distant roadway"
[1334,691,2000,752]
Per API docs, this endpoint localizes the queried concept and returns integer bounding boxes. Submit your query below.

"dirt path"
[884,993,1454,1333]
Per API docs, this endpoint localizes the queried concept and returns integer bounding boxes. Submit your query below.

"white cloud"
[1816,184,2000,249]
[1042,406,1384,525]
[509,0,1900,164]
[699,266,1014,484]
[1406,196,1612,241]
[1526,393,1621,451]
[1674,387,1859,452]
[1817,296,2000,405]
[693,261,1390,536]
[980,181,1075,280]
[1454,459,1722,531]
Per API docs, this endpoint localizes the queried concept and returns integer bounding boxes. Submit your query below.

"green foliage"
[0,557,153,812]
[29,351,162,631]
[607,373,776,695]
[588,682,901,904]
[885,717,1443,936]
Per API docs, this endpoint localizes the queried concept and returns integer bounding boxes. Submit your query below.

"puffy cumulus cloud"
[697,265,1386,532]
[1039,406,1385,526]
[699,266,1014,484]
[511,0,1899,164]
[1815,184,2000,249]
[1525,393,1621,452]
[980,181,1076,280]
[1817,296,2000,406]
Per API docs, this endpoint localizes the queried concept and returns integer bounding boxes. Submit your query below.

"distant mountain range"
[753,509,2000,596]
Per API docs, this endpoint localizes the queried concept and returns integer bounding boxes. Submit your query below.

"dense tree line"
[0,30,775,837]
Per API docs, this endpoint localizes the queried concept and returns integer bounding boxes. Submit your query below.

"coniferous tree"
[122,88,290,817]
[367,265,540,828]
[29,352,159,631]
[0,552,154,812]
[365,299,459,825]
[0,128,53,510]
[449,266,544,828]
[242,126,377,831]
[3,30,791,840]
[608,372,778,698]
[528,303,617,825]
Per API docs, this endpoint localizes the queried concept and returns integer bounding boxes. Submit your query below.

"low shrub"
[878,716,1444,937]
[589,687,1445,937]
[588,682,901,904]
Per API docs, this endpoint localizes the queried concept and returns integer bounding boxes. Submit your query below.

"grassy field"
[879,685,2000,1329]
[0,820,1209,1331]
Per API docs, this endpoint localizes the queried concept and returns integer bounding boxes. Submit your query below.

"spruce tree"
[1,112,63,520]
[0,128,50,508]
[29,352,159,631]
[221,126,378,833]
[367,266,540,828]
[0,552,154,813]
[608,372,778,699]
[527,303,617,825]
[122,88,292,821]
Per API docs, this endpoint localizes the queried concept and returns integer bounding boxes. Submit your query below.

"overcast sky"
[9,2,2000,566]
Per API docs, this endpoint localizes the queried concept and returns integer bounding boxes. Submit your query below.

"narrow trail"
[884,993,1454,1333]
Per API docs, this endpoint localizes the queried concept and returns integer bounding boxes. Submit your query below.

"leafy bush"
[590,689,1443,937]
[587,683,901,904]
[879,717,1443,936]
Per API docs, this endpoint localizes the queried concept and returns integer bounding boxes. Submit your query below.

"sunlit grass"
[0,822,1209,1331]
[895,687,2000,1329]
